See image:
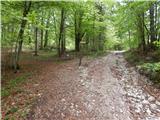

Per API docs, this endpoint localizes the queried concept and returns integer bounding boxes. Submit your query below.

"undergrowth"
[125,50,160,87]
[1,73,31,97]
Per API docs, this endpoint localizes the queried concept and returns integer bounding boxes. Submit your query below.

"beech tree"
[14,1,31,72]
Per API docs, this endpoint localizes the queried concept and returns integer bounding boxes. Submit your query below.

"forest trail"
[27,52,160,120]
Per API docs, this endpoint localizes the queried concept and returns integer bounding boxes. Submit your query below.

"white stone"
[146,108,151,115]
[61,98,65,102]
[120,109,123,113]
[156,109,160,112]
[142,100,149,105]
[148,96,155,102]
[150,104,157,110]
[135,108,141,113]
[155,100,160,106]
[75,104,78,108]
[61,113,65,117]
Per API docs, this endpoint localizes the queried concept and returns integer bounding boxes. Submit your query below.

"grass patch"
[1,73,31,97]
[20,50,57,61]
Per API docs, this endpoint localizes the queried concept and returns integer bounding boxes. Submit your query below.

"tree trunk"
[2,24,5,41]
[40,29,43,49]
[149,3,156,48]
[158,1,160,41]
[53,11,58,50]
[40,15,44,49]
[139,13,146,52]
[92,11,96,51]
[14,1,31,73]
[128,30,131,49]
[58,8,66,57]
[44,30,48,48]
[75,10,83,52]
[75,11,80,52]
[155,2,158,40]
[44,14,50,48]
[34,27,38,56]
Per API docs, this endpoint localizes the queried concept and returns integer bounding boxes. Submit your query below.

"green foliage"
[140,62,160,73]
[125,50,160,86]
[154,41,160,48]
[140,62,160,85]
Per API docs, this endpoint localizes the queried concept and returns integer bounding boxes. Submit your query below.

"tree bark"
[149,3,156,48]
[137,12,145,52]
[14,1,31,73]
[34,27,38,56]
[75,10,83,52]
[44,14,50,48]
[128,30,131,49]
[53,11,58,50]
[58,8,66,57]
[44,29,48,48]
[40,15,44,49]
[40,29,43,49]
[92,11,96,51]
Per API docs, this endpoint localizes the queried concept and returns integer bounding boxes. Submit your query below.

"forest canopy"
[1,0,160,72]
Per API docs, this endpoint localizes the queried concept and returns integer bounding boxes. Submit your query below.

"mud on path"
[27,52,160,120]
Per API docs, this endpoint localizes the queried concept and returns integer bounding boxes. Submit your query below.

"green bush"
[140,62,160,85]
[140,62,160,73]
[154,40,160,48]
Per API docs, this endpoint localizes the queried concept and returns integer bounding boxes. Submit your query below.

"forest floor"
[2,51,160,120]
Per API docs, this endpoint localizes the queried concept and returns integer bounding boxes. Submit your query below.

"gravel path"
[27,52,160,120]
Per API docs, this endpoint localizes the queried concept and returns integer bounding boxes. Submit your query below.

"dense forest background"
[1,1,160,71]
[1,0,160,119]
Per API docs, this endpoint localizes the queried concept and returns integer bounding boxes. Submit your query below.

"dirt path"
[27,52,160,120]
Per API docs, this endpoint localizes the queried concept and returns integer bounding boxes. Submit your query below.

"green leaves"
[154,41,160,48]
[141,62,160,72]
[28,11,36,24]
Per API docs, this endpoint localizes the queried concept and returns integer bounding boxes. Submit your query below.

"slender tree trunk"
[53,11,58,51]
[40,15,44,49]
[128,30,131,49]
[158,1,160,41]
[14,1,31,73]
[44,30,48,48]
[40,29,43,49]
[155,2,158,40]
[75,10,83,52]
[44,14,50,48]
[58,8,66,57]
[137,12,145,52]
[75,11,80,52]
[2,24,4,41]
[62,30,66,53]
[34,27,38,56]
[149,3,156,48]
[92,11,96,51]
